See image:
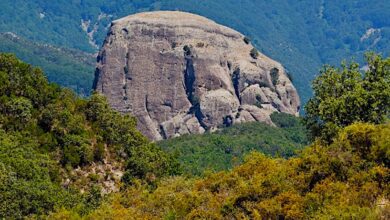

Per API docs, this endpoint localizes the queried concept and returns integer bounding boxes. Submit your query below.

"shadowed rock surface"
[93,11,300,141]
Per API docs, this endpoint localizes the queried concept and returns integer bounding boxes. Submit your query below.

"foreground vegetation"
[0,54,179,218]
[0,53,388,219]
[305,52,390,143]
[50,122,390,219]
[159,113,307,175]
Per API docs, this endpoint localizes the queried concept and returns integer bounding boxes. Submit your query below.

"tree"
[304,53,390,142]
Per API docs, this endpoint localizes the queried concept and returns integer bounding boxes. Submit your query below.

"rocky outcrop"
[93,11,300,141]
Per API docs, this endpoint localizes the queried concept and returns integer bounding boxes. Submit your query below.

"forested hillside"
[159,113,308,175]
[0,53,180,218]
[0,33,94,95]
[0,0,389,102]
[51,122,390,219]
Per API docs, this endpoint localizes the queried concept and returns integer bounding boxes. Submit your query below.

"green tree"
[304,53,390,142]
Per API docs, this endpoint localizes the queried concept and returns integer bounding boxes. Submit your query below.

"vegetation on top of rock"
[270,67,280,86]
[243,36,251,44]
[250,47,259,59]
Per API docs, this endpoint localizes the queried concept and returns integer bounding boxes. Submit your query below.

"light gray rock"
[93,11,300,140]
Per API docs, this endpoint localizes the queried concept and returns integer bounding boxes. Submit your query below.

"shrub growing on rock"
[250,48,259,59]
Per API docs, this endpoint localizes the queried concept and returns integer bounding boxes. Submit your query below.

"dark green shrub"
[183,45,192,56]
[124,66,129,75]
[250,48,259,59]
[255,94,263,108]
[171,42,177,49]
[243,36,251,44]
[123,143,181,184]
[258,82,269,88]
[270,68,279,85]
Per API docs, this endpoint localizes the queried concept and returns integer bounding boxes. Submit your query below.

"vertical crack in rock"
[159,125,167,140]
[232,68,241,104]
[93,68,101,92]
[122,52,131,110]
[145,94,163,140]
[93,54,102,92]
[183,46,195,103]
[124,52,131,80]
[183,46,207,130]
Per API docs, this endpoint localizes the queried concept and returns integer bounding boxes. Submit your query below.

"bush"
[255,94,263,108]
[243,36,251,44]
[123,143,181,185]
[171,42,177,49]
[183,45,192,56]
[250,48,259,59]
[270,68,279,85]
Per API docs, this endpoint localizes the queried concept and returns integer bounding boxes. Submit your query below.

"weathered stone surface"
[93,11,300,141]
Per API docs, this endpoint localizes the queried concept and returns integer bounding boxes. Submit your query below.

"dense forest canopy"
[50,122,390,219]
[159,113,308,176]
[0,53,179,218]
[0,0,389,102]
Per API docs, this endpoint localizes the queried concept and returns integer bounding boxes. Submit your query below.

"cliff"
[93,11,300,140]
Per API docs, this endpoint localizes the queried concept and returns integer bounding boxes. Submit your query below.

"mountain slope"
[0,0,388,102]
[0,33,95,95]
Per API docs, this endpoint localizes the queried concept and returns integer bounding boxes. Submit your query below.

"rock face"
[93,11,300,141]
